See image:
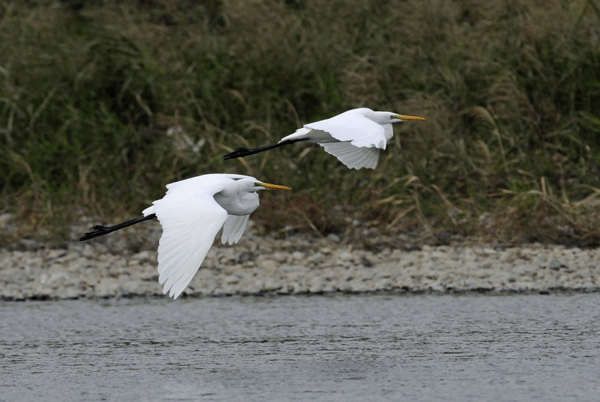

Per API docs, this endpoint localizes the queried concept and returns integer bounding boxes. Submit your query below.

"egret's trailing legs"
[80,214,157,241]
[223,138,309,160]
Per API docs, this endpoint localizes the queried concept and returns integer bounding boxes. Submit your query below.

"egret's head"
[216,177,290,217]
[348,109,426,125]
[234,178,292,193]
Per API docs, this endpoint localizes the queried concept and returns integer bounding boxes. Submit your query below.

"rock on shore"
[1,219,599,300]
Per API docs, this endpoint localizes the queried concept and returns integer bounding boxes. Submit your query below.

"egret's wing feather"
[305,112,387,149]
[221,215,250,245]
[321,142,380,170]
[153,187,228,299]
[164,173,255,193]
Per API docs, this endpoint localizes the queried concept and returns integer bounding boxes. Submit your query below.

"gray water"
[1,294,599,402]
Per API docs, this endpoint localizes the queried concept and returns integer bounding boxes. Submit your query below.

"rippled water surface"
[1,294,599,401]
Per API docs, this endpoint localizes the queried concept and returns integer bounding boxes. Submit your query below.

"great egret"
[80,174,291,299]
[223,108,425,169]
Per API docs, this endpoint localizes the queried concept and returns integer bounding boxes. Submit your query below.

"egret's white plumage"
[223,108,425,169]
[81,173,290,299]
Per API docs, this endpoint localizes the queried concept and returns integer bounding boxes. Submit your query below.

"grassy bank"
[1,0,600,246]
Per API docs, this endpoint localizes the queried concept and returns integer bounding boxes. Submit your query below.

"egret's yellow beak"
[257,182,292,191]
[394,114,426,121]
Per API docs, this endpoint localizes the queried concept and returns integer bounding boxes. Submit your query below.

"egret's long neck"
[214,189,260,216]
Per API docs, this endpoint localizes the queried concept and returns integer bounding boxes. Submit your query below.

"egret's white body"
[281,108,401,169]
[81,174,290,299]
[223,108,425,169]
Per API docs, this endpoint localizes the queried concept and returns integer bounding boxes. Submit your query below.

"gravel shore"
[1,217,599,300]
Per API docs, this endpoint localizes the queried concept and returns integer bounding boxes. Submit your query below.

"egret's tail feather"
[223,139,308,160]
[80,214,157,241]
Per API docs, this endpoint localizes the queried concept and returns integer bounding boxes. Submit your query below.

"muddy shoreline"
[1,218,599,301]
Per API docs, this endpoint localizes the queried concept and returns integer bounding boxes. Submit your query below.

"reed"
[1,0,599,246]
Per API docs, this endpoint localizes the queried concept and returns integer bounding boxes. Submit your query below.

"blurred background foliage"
[1,0,599,246]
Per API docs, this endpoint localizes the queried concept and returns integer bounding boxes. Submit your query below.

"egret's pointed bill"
[394,115,426,121]
[256,182,292,191]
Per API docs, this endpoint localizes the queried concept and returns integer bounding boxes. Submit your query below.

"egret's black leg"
[80,214,157,241]
[223,139,309,160]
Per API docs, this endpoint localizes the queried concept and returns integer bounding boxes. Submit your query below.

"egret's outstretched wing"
[321,142,380,170]
[305,110,387,149]
[163,173,251,193]
[153,187,228,299]
[221,214,250,245]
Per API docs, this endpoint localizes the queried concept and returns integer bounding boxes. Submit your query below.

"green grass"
[1,0,600,246]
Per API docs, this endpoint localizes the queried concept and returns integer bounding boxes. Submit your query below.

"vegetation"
[1,0,600,246]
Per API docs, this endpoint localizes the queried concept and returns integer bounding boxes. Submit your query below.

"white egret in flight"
[223,108,425,169]
[80,174,291,299]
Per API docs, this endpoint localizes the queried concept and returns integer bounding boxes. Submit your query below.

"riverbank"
[1,218,598,300]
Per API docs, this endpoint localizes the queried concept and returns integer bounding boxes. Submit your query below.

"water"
[1,294,599,402]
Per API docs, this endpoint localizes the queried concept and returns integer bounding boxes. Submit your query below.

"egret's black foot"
[223,147,254,160]
[80,226,112,241]
[79,214,157,242]
[223,139,308,160]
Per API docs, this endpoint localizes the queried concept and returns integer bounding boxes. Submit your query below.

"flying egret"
[80,174,291,299]
[223,108,425,169]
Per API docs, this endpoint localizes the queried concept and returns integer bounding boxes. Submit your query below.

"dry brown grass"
[1,0,600,246]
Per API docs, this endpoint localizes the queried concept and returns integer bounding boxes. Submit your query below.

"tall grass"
[1,0,599,245]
